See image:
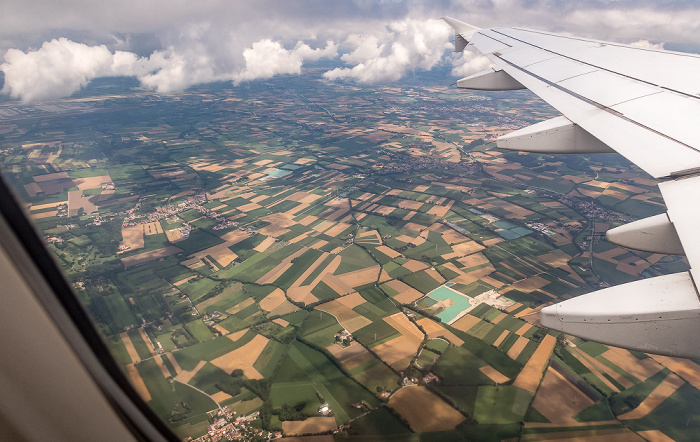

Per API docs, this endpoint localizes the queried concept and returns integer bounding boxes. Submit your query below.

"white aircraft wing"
[443,17,700,358]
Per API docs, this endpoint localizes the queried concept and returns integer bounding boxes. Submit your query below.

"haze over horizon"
[2,0,699,103]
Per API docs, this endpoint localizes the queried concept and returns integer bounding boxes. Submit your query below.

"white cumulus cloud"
[629,39,665,50]
[323,18,451,83]
[0,38,150,102]
[233,40,337,84]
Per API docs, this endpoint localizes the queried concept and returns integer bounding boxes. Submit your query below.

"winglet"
[441,17,480,52]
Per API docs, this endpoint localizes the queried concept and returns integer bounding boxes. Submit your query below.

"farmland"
[1,66,696,441]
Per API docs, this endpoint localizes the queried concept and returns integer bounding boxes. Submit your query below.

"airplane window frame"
[0,172,179,442]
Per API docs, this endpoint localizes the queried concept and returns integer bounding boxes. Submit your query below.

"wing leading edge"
[443,17,700,358]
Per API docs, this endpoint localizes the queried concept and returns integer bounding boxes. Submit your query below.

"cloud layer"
[2,1,700,102]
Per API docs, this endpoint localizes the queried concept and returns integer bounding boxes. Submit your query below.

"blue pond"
[428,285,472,323]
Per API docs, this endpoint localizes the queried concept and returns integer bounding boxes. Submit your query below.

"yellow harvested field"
[601,347,662,382]
[385,279,423,304]
[273,318,289,327]
[515,323,533,336]
[570,349,621,392]
[259,289,287,312]
[257,248,307,284]
[126,364,151,402]
[324,222,352,237]
[416,318,464,346]
[373,336,421,368]
[479,365,510,384]
[209,247,238,268]
[120,332,140,363]
[213,324,229,335]
[649,355,700,390]
[139,328,156,355]
[452,265,496,285]
[322,274,353,295]
[254,236,276,252]
[403,259,428,272]
[227,328,250,342]
[384,312,423,341]
[121,246,182,268]
[618,373,685,420]
[327,341,374,369]
[450,314,481,333]
[227,298,254,315]
[282,417,337,435]
[174,275,197,286]
[316,300,371,332]
[507,336,530,360]
[336,292,366,309]
[336,265,381,288]
[220,229,250,243]
[389,386,465,432]
[166,352,182,375]
[74,175,112,190]
[532,368,595,423]
[575,348,634,389]
[513,334,556,393]
[175,361,207,384]
[376,245,401,258]
[289,252,331,289]
[492,330,510,347]
[154,355,171,378]
[211,391,233,403]
[165,228,184,242]
[211,334,269,378]
[121,225,145,250]
[457,253,491,269]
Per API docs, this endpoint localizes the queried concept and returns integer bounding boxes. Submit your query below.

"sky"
[1,0,700,103]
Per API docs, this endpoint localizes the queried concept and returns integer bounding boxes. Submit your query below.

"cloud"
[629,39,665,50]
[2,1,700,102]
[450,48,492,78]
[0,38,150,102]
[233,40,337,84]
[323,18,451,83]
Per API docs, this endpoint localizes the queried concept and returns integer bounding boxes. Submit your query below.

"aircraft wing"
[443,17,700,358]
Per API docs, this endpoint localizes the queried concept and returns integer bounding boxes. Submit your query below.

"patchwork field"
[210,334,269,378]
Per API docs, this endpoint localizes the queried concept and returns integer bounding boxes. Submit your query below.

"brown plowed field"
[532,367,595,423]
